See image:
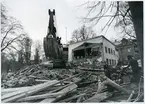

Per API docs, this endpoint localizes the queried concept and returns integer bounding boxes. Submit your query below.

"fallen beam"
[100,75,130,94]
[127,90,135,102]
[2,73,81,103]
[17,83,77,102]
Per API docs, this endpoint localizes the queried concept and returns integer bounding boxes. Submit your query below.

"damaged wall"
[68,35,119,66]
[68,36,102,61]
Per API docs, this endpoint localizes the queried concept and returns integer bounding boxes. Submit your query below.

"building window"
[112,60,114,65]
[112,59,113,65]
[106,58,108,64]
[109,59,111,65]
[108,48,110,54]
[105,46,107,53]
[114,60,116,65]
[111,49,113,54]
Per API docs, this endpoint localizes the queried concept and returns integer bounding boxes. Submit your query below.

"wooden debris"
[100,75,130,94]
[60,93,85,102]
[2,73,81,103]
[127,90,135,102]
[40,98,55,103]
[2,63,143,103]
[84,92,112,102]
[1,86,31,94]
[17,83,77,102]
[2,80,59,103]
[134,93,144,102]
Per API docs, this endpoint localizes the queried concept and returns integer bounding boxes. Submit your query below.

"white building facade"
[68,35,119,66]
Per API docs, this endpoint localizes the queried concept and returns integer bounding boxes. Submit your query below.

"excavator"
[43,9,66,68]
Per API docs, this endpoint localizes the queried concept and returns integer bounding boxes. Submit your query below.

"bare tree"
[82,1,136,38]
[17,36,32,64]
[71,25,96,42]
[33,40,43,63]
[1,4,26,52]
[72,30,80,42]
[34,48,40,64]
[82,1,143,66]
[33,40,44,63]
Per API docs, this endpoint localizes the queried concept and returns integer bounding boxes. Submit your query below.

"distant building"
[114,38,140,64]
[68,35,119,66]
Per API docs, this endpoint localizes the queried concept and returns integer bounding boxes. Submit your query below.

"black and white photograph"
[1,0,144,103]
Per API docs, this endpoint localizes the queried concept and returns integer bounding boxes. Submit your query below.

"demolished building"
[68,35,119,66]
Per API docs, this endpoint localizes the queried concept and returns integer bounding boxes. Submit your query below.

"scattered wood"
[97,76,105,93]
[2,80,59,103]
[35,79,57,83]
[2,63,142,103]
[77,95,82,102]
[2,73,81,103]
[100,75,130,94]
[1,86,31,94]
[40,98,55,103]
[134,93,144,102]
[78,80,98,88]
[127,90,135,102]
[17,83,77,102]
[60,93,85,102]
[52,89,77,102]
[84,92,112,102]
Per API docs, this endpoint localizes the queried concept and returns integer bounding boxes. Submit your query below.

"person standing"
[126,55,140,82]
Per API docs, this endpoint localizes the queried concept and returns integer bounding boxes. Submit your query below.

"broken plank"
[2,80,59,103]
[17,83,77,102]
[2,73,81,103]
[84,92,112,102]
[2,80,58,100]
[2,86,31,92]
[35,79,57,83]
[52,86,77,102]
[60,93,85,102]
[17,92,62,102]
[127,90,135,102]
[100,75,130,94]
[40,98,56,103]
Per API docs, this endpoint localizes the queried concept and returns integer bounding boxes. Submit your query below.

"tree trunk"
[128,2,143,69]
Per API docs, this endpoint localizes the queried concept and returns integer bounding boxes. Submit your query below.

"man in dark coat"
[126,55,140,82]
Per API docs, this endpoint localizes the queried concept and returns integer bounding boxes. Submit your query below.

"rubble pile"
[71,56,103,69]
[1,64,100,103]
[1,64,144,103]
[2,65,79,88]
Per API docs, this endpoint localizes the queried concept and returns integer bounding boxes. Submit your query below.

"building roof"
[69,35,116,46]
[72,42,101,51]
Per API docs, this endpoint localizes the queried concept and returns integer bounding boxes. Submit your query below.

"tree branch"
[1,26,14,47]
[1,35,21,52]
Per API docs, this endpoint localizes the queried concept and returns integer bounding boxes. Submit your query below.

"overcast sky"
[2,0,122,44]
